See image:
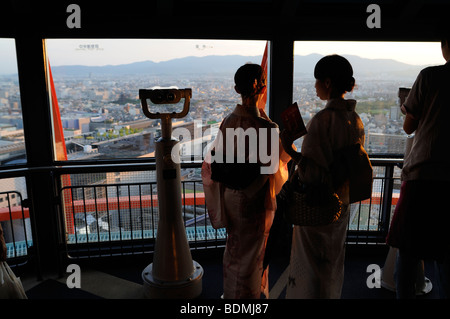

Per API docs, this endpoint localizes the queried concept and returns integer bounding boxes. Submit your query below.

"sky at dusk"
[0,38,445,75]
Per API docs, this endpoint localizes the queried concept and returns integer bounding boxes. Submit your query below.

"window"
[45,39,268,162]
[293,41,442,156]
[293,41,443,234]
[0,38,26,166]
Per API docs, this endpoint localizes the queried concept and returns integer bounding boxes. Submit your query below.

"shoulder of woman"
[257,116,278,129]
[310,108,333,124]
[220,113,234,127]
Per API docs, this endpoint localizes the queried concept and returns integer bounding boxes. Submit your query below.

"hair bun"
[314,55,355,94]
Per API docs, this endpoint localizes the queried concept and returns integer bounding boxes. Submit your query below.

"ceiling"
[2,0,448,41]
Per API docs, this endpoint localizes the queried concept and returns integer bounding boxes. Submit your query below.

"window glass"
[0,39,26,165]
[293,41,442,156]
[45,39,268,161]
[294,41,442,234]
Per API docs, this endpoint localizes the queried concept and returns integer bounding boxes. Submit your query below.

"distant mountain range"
[52,55,264,76]
[51,54,428,79]
[294,53,426,79]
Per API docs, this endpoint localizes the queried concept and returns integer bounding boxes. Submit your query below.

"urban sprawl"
[0,72,413,165]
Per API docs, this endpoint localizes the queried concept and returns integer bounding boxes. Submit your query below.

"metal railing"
[0,190,32,261]
[55,159,402,260]
[58,177,227,259]
[346,159,401,244]
[1,158,402,264]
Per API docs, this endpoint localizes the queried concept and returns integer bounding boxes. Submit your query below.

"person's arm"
[402,70,425,135]
[280,129,302,163]
[403,111,419,135]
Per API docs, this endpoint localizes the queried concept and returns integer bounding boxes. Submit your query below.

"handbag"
[283,181,342,227]
[280,163,342,227]
[0,261,28,299]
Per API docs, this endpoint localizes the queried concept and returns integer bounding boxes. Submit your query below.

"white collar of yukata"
[325,98,357,112]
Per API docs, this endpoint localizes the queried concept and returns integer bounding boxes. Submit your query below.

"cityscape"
[0,53,424,242]
[0,54,421,166]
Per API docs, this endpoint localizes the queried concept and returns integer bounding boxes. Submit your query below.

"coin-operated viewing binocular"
[139,87,203,299]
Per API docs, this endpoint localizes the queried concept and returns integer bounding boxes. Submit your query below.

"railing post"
[380,163,395,240]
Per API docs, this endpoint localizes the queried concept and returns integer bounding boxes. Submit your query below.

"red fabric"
[256,41,268,112]
[49,61,74,234]
[49,62,67,161]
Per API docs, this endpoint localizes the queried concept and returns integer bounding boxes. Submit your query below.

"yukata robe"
[202,104,290,299]
[286,98,365,299]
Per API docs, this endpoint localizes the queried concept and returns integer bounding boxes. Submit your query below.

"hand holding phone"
[398,87,411,106]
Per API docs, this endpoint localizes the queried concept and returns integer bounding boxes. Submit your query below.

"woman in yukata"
[202,63,290,299]
[281,55,365,298]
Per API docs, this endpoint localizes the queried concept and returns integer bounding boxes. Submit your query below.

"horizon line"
[48,52,430,68]
[0,52,436,76]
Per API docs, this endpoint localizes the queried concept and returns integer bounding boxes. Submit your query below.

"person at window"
[386,28,450,299]
[202,63,290,299]
[281,55,365,298]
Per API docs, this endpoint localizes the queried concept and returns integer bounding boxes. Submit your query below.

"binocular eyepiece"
[139,87,191,120]
[139,87,191,105]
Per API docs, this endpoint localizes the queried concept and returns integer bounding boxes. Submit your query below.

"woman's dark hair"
[234,63,266,98]
[439,27,450,48]
[435,20,450,47]
[314,54,355,94]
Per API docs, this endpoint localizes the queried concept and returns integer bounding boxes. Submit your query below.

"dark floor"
[20,244,443,301]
